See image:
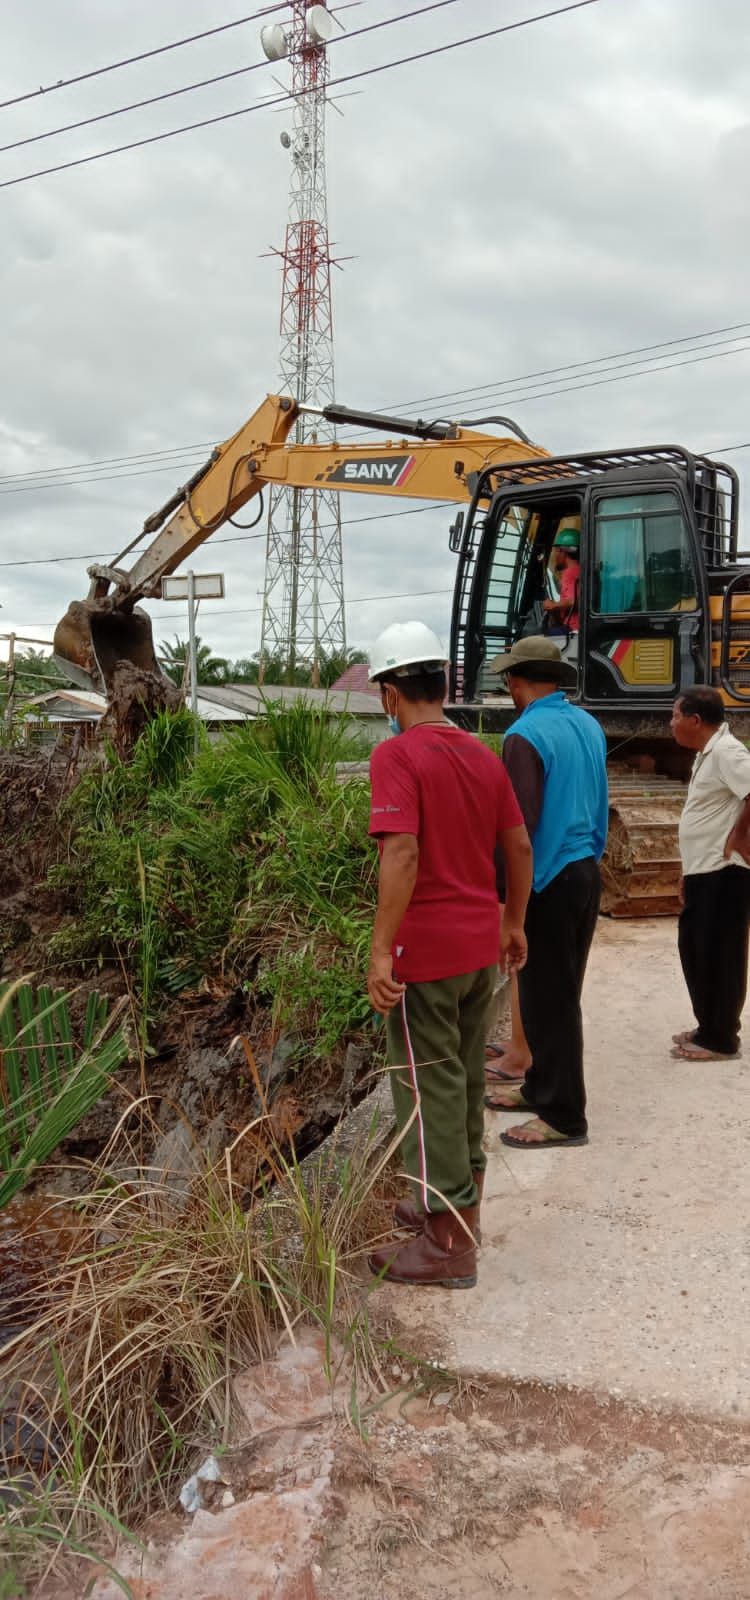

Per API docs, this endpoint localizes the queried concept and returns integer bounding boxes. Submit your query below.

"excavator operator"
[543,527,581,657]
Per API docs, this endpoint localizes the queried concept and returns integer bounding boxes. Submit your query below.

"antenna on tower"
[258,2,345,690]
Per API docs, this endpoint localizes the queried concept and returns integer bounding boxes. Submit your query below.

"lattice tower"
[259,1,344,684]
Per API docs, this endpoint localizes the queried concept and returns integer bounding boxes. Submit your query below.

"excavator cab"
[448,446,747,917]
[448,445,742,714]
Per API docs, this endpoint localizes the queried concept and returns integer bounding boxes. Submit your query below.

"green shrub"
[50,706,376,1058]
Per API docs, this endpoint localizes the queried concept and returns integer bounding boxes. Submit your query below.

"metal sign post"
[160,573,225,751]
[186,571,198,721]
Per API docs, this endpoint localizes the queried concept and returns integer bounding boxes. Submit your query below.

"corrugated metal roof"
[21,683,385,724]
[23,689,240,724]
[198,683,385,718]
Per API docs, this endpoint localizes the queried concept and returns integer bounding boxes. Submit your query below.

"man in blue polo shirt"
[485,637,608,1147]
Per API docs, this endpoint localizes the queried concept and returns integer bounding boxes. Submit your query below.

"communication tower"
[258,2,344,684]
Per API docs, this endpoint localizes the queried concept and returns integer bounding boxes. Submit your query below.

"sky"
[1,0,750,675]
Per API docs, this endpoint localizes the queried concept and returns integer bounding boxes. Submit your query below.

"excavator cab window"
[592,492,697,614]
[584,484,703,703]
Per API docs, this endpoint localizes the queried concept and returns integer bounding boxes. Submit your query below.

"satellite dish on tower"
[280,131,291,149]
[306,5,334,45]
[260,22,288,61]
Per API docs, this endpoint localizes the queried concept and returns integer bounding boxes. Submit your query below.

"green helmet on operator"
[553,528,580,551]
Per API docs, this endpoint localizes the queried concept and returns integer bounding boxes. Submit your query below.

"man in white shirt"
[671,686,750,1061]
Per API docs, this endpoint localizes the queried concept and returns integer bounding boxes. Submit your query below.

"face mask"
[388,714,402,736]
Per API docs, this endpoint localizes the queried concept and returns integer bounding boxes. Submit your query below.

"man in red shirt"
[365,621,533,1290]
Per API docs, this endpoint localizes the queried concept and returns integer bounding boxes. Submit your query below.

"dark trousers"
[678,867,750,1054]
[518,857,601,1138]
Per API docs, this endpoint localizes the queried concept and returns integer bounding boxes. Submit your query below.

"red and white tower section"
[259,2,344,684]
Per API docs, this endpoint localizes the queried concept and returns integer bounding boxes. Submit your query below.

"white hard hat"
[368,620,449,682]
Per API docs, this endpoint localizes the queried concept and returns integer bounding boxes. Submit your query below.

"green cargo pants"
[385,965,497,1215]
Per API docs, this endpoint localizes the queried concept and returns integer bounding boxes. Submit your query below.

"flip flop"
[672,1029,698,1047]
[670,1043,740,1061]
[500,1119,588,1150]
[484,1084,535,1112]
[485,1042,506,1060]
[485,1061,527,1084]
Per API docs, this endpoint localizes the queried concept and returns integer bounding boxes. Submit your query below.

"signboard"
[161,573,225,600]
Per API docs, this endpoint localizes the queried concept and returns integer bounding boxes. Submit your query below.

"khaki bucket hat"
[487,634,577,685]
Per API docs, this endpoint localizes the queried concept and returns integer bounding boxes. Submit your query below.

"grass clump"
[0,1091,398,1590]
[49,702,376,1057]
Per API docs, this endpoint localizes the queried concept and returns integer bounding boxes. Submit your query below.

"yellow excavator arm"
[53,392,548,693]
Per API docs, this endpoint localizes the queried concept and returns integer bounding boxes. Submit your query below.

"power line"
[0,1,610,190]
[0,0,466,157]
[380,323,750,415]
[1,320,747,493]
[0,458,211,498]
[460,340,750,413]
[5,424,750,577]
[0,441,212,484]
[2,345,749,563]
[0,500,453,568]
[15,584,456,631]
[0,63,270,158]
[149,586,455,621]
[0,4,289,112]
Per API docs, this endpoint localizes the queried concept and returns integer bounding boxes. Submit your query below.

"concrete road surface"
[385,918,750,1418]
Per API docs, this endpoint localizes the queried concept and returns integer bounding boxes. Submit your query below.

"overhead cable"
[378,322,750,415]
[0,4,290,112]
[1,320,747,492]
[0,500,454,568]
[0,1,611,190]
[0,0,466,156]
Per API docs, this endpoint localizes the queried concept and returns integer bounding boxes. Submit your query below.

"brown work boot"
[369,1206,478,1289]
[393,1170,485,1244]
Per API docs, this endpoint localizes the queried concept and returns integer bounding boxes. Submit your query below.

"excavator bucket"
[53,598,163,697]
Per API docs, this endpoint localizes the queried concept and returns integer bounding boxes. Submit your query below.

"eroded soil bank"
[0,745,375,1202]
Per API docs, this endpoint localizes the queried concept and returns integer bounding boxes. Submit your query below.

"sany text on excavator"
[53,392,750,914]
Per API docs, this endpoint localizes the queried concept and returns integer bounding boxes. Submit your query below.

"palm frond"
[0,982,128,1208]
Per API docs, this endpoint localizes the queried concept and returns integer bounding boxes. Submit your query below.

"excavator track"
[601,768,687,917]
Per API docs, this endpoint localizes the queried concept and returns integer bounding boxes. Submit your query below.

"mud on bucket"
[53,600,161,696]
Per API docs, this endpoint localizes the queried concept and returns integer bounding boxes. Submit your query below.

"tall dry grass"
[0,1076,404,1593]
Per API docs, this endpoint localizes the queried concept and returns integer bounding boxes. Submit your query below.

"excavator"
[52,391,750,915]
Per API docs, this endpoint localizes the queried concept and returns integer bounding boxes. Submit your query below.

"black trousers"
[518,857,601,1138]
[678,866,750,1054]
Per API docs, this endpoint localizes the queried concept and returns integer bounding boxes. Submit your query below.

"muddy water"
[0,1193,80,1346]
[1,1195,81,1476]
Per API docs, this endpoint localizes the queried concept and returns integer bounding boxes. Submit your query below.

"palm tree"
[318,647,368,689]
[159,636,229,687]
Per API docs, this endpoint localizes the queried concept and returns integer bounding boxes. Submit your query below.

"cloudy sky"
[1,0,749,675]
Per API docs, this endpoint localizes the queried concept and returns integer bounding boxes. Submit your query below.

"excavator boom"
[53,393,547,694]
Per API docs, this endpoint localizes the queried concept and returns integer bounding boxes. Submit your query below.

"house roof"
[22,689,106,722]
[329,663,380,697]
[22,688,238,724]
[197,683,385,718]
[22,683,385,724]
